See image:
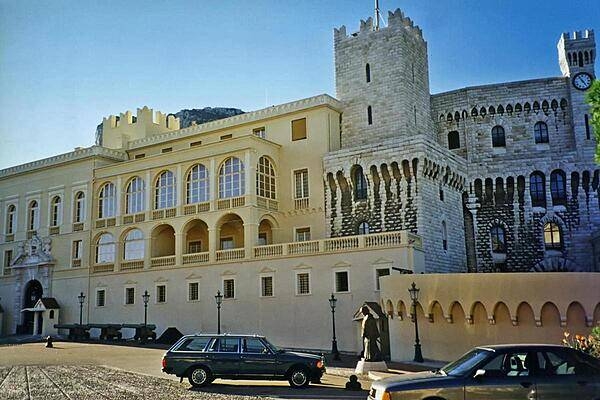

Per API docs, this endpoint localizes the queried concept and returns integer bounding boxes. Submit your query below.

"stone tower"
[557,30,596,159]
[334,9,434,148]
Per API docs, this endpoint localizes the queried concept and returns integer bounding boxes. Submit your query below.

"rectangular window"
[220,134,232,140]
[188,241,202,253]
[335,271,349,293]
[72,240,82,259]
[585,114,591,140]
[223,279,235,299]
[375,268,390,291]
[125,287,135,305]
[296,272,310,295]
[294,169,309,199]
[96,289,106,307]
[291,118,307,141]
[134,153,145,159]
[161,147,172,153]
[261,276,273,297]
[220,237,234,250]
[190,140,202,147]
[253,127,266,139]
[4,250,13,269]
[258,233,267,246]
[188,282,199,301]
[156,285,167,303]
[295,227,311,242]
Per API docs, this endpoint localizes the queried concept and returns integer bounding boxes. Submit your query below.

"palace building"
[0,9,597,356]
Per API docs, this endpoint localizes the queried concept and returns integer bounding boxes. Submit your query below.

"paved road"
[0,342,369,399]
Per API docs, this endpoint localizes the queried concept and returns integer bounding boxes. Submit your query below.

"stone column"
[243,223,259,260]
[175,232,184,266]
[208,228,218,263]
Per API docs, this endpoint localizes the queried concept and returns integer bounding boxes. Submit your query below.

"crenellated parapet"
[334,9,424,44]
[99,106,180,149]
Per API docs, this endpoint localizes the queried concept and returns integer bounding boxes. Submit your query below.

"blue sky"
[0,0,599,169]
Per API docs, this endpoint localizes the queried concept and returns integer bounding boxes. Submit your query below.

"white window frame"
[96,233,116,263]
[98,182,117,218]
[222,277,236,299]
[155,283,167,304]
[333,269,350,293]
[187,280,200,302]
[125,176,145,214]
[256,156,276,200]
[374,267,391,291]
[293,168,309,199]
[218,157,245,199]
[124,286,136,306]
[49,195,63,227]
[5,203,17,234]
[154,171,176,210]
[96,288,106,307]
[294,226,311,242]
[72,189,86,223]
[295,270,311,296]
[27,198,40,231]
[259,273,275,298]
[72,240,83,260]
[123,229,144,260]
[186,164,210,204]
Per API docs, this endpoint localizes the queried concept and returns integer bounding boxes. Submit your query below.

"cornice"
[0,146,128,179]
[127,94,342,149]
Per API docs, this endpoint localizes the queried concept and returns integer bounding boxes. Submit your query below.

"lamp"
[328,293,340,360]
[408,282,423,362]
[215,290,223,334]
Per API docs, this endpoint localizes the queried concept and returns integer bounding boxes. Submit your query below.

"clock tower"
[557,30,596,159]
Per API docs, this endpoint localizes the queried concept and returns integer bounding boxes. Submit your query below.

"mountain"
[175,107,245,128]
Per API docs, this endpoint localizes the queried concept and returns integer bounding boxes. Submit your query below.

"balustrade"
[151,255,176,267]
[183,252,209,265]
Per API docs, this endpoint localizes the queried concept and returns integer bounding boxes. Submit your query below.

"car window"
[242,338,269,354]
[482,351,533,377]
[571,350,600,375]
[538,351,576,376]
[442,348,492,376]
[210,338,239,353]
[178,337,210,351]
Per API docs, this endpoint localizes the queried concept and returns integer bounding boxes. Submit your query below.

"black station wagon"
[162,333,325,388]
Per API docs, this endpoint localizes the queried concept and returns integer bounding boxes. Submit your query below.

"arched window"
[187,164,209,204]
[74,192,85,223]
[353,166,368,200]
[50,196,62,226]
[357,221,370,235]
[155,171,176,209]
[5,205,16,234]
[442,221,448,250]
[96,233,115,263]
[490,226,506,253]
[530,172,546,207]
[448,131,460,150]
[28,200,39,231]
[365,63,371,83]
[98,183,116,218]
[256,157,276,199]
[550,170,567,205]
[544,222,562,250]
[367,106,373,125]
[219,157,245,198]
[124,229,144,260]
[491,126,506,147]
[534,121,549,144]
[126,177,145,214]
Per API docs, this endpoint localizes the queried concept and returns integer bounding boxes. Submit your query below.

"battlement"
[100,106,180,149]
[334,8,424,44]
[560,29,595,42]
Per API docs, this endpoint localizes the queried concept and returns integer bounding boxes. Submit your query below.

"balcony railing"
[257,197,278,211]
[183,252,210,265]
[152,208,177,220]
[218,196,246,210]
[216,248,245,261]
[89,231,420,273]
[151,255,176,268]
[294,198,309,210]
[121,260,144,271]
[122,212,146,225]
[71,258,82,268]
[183,202,210,216]
[49,226,60,235]
[73,222,84,231]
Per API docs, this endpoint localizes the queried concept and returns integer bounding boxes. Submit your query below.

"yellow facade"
[0,95,424,353]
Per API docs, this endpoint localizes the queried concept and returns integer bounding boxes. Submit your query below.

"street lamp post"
[408,282,424,362]
[142,290,150,327]
[215,290,223,334]
[328,293,340,360]
[77,292,85,325]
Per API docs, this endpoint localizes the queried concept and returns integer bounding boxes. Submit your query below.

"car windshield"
[441,348,492,376]
[261,337,280,353]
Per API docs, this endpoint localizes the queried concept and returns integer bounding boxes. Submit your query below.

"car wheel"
[188,366,211,388]
[288,367,310,388]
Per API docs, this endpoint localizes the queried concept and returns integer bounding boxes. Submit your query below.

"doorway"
[23,280,43,334]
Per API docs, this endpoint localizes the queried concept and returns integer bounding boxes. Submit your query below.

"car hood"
[374,371,457,390]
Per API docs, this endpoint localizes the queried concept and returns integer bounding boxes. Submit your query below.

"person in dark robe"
[361,305,382,361]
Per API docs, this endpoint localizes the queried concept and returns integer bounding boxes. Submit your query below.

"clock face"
[573,72,593,90]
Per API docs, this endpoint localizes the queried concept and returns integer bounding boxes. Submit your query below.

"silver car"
[368,344,600,400]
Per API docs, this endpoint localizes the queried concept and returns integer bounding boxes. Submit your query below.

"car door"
[534,349,600,400]
[239,337,278,377]
[465,350,538,400]
[205,337,241,376]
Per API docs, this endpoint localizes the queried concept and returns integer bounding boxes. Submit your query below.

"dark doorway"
[22,280,43,334]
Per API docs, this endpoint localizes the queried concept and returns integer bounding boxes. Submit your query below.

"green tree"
[586,80,600,163]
